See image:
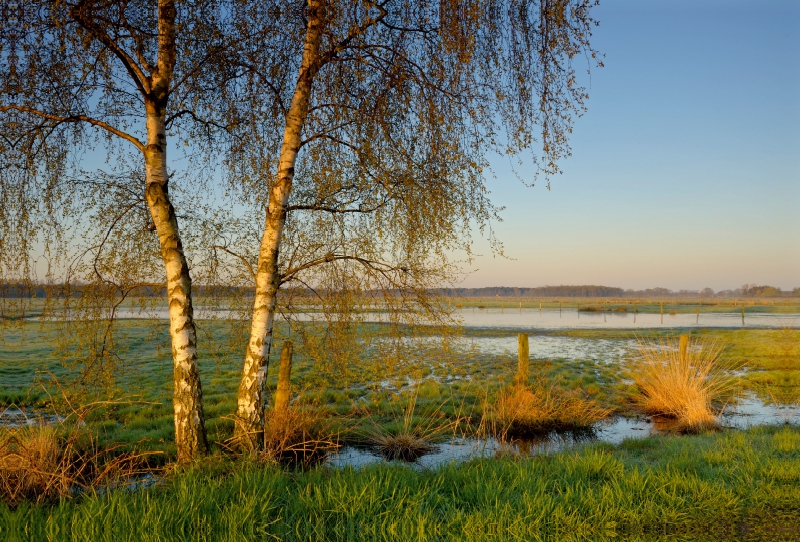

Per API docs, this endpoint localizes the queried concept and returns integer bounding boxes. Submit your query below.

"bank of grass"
[2,425,798,541]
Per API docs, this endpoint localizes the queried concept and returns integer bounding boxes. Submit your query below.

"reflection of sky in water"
[451,309,800,330]
[328,394,795,470]
[44,308,800,330]
[455,336,633,362]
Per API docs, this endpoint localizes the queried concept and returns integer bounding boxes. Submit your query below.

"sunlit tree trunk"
[144,100,208,461]
[234,0,324,449]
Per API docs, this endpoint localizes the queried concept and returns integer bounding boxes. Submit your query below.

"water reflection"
[36,307,799,330]
[327,394,796,470]
[453,308,799,330]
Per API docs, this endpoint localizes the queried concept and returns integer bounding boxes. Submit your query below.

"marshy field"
[2,297,800,541]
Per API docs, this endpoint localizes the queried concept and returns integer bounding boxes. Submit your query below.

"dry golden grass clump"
[632,337,738,432]
[0,412,157,507]
[0,425,70,505]
[259,405,341,466]
[491,380,610,438]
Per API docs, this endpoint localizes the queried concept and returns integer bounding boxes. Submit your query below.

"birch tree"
[229,0,601,447]
[0,0,240,461]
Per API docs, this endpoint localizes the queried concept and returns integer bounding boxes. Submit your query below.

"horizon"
[458,0,799,291]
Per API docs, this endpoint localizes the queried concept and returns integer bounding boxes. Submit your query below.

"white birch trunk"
[144,102,208,462]
[234,0,325,449]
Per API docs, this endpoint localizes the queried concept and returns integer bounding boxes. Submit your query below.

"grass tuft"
[490,379,610,438]
[260,404,341,467]
[362,387,462,462]
[632,337,739,432]
[0,403,160,507]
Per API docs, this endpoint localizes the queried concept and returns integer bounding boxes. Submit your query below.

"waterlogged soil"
[328,394,796,470]
[452,335,634,362]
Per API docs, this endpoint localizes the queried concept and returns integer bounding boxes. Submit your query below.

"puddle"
[453,335,633,362]
[327,394,797,470]
[326,433,593,470]
[0,407,61,428]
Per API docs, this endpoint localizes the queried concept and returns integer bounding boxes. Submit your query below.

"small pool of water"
[454,335,633,361]
[326,394,796,470]
[0,407,61,428]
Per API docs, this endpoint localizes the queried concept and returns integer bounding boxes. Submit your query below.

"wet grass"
[3,425,798,541]
[2,323,798,460]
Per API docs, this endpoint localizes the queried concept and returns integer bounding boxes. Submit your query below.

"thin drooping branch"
[69,2,153,95]
[213,245,257,280]
[0,106,145,151]
[280,253,408,285]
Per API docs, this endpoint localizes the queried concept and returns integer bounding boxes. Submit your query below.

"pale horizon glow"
[459,0,799,292]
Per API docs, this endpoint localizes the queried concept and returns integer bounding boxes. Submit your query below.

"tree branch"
[0,105,145,151]
[69,0,152,95]
[280,253,407,285]
[213,245,256,280]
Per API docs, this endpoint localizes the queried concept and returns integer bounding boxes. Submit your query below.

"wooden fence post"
[273,342,294,415]
[517,334,529,384]
[679,335,689,363]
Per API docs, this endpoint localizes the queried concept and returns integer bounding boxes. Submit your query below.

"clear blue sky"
[464,0,799,291]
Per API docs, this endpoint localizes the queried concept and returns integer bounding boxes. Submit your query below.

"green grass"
[3,426,798,541]
[2,322,798,459]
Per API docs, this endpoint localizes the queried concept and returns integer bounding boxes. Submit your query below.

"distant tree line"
[439,285,799,298]
[5,282,798,300]
[0,281,247,299]
[440,285,625,297]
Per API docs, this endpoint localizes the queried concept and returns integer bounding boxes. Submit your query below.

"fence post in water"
[742,306,745,325]
[517,333,529,384]
[696,307,699,323]
[560,300,562,316]
[660,302,664,324]
[539,301,542,314]
[273,342,294,416]
[679,335,689,363]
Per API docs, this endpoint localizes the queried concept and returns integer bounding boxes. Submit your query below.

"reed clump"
[362,388,462,462]
[632,337,738,432]
[260,405,341,466]
[0,406,159,507]
[490,379,610,438]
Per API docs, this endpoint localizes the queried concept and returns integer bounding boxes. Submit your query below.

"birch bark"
[144,102,209,462]
[234,0,325,448]
[141,0,207,461]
